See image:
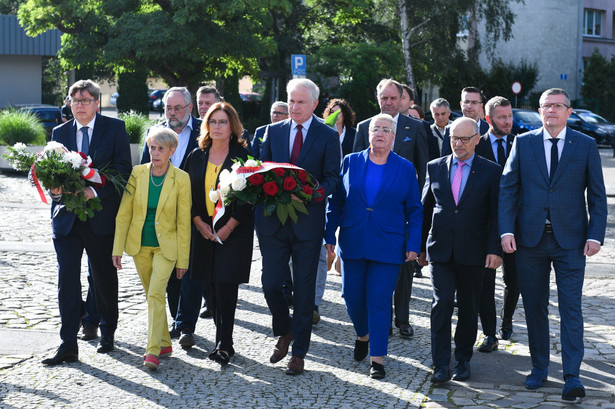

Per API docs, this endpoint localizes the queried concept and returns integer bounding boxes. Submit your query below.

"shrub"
[0,109,47,145]
[119,111,154,144]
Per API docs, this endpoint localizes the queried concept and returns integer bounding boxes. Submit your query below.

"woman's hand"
[405,251,418,263]
[50,187,63,196]
[194,216,215,240]
[325,244,336,258]
[112,255,122,270]
[417,251,428,267]
[176,268,187,279]
[216,225,233,242]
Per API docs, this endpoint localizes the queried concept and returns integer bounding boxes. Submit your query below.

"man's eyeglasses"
[165,104,189,113]
[371,127,394,134]
[461,100,481,106]
[451,134,478,144]
[540,103,569,111]
[271,111,287,116]
[70,99,96,106]
[208,119,229,126]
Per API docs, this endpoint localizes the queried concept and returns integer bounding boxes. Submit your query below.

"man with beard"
[475,96,518,353]
[141,87,201,345]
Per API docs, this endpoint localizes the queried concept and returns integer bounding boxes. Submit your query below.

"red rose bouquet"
[210,157,325,226]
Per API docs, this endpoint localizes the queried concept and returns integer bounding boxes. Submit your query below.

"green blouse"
[141,173,165,247]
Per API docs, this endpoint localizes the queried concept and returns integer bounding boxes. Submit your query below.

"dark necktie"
[290,124,303,164]
[81,127,90,155]
[496,138,506,167]
[549,138,558,182]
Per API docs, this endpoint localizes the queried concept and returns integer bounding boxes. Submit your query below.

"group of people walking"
[40,77,606,403]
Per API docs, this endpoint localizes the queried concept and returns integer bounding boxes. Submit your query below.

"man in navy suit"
[475,96,518,353]
[461,87,490,135]
[259,78,340,375]
[428,98,452,160]
[499,88,607,401]
[141,87,203,347]
[42,80,131,365]
[251,101,289,159]
[419,117,502,383]
[354,78,429,339]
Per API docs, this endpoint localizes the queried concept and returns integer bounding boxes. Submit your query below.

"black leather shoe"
[431,366,451,383]
[354,339,369,361]
[42,346,78,366]
[179,332,195,349]
[169,327,181,339]
[500,319,513,340]
[80,325,98,341]
[97,335,114,353]
[414,269,423,278]
[399,322,414,337]
[478,335,499,352]
[369,361,386,379]
[452,361,470,381]
[200,308,212,319]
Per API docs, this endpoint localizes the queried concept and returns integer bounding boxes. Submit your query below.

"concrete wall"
[477,0,582,99]
[582,0,615,59]
[0,55,42,107]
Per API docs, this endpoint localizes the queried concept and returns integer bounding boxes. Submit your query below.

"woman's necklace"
[150,166,168,187]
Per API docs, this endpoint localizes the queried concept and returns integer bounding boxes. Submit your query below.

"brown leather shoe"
[285,355,304,375]
[270,332,293,363]
[80,325,98,341]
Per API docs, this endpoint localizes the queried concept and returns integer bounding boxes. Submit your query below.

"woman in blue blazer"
[325,113,423,379]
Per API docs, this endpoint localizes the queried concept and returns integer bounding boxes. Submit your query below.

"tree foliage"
[581,49,615,121]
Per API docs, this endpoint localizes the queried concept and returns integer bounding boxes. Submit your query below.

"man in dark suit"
[140,87,202,346]
[475,96,518,354]
[499,88,607,401]
[461,87,490,135]
[251,101,289,159]
[259,78,340,375]
[419,117,502,383]
[353,78,429,339]
[42,80,131,365]
[428,98,452,160]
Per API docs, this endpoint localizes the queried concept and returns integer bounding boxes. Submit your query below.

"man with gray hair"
[251,101,289,159]
[196,85,222,119]
[141,87,202,345]
[259,78,340,375]
[428,98,452,159]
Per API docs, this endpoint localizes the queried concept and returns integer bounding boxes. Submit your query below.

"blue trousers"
[175,272,204,334]
[516,232,586,377]
[342,258,400,357]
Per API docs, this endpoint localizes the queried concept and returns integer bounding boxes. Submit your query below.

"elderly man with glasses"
[141,87,202,345]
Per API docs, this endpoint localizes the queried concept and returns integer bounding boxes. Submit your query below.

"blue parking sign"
[291,54,306,76]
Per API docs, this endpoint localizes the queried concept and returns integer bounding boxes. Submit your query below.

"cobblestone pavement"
[0,150,614,408]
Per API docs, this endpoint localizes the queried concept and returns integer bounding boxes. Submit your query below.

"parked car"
[239,92,262,102]
[567,109,615,147]
[15,104,61,139]
[148,89,167,111]
[512,108,542,135]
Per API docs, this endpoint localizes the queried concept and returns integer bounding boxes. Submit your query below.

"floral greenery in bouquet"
[210,157,326,225]
[2,142,126,221]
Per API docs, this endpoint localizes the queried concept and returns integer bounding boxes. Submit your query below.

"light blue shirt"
[449,153,475,198]
[169,116,194,167]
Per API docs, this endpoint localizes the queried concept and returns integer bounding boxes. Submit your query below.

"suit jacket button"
[454,210,458,214]
[366,207,374,211]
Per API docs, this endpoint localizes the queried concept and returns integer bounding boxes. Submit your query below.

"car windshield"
[514,111,541,122]
[577,111,611,125]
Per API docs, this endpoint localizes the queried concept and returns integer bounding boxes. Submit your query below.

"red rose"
[263,181,279,196]
[272,168,285,177]
[302,185,313,196]
[296,170,308,184]
[315,187,326,202]
[283,176,297,191]
[248,173,265,186]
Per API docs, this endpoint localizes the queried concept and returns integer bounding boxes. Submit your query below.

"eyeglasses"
[371,127,394,134]
[451,134,478,144]
[461,100,481,106]
[165,104,189,113]
[70,99,96,106]
[208,119,229,126]
[540,103,569,111]
[271,111,287,116]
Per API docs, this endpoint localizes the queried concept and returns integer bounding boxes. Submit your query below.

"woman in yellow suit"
[112,127,192,370]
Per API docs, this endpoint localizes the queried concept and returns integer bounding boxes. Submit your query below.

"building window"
[584,9,602,37]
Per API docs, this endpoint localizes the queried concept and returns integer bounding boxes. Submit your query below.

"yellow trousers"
[133,246,175,356]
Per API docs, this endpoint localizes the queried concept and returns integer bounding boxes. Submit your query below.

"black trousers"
[206,282,239,351]
[393,260,414,323]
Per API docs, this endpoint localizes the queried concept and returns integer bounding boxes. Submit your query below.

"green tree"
[581,49,615,121]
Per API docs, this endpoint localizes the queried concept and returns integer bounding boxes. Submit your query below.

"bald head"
[449,117,479,161]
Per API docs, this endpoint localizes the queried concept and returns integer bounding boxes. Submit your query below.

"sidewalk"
[0,150,614,408]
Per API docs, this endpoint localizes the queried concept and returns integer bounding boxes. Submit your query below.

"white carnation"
[244,159,258,167]
[209,189,220,203]
[43,141,67,155]
[231,175,247,191]
[219,169,233,187]
[63,151,84,169]
[13,142,28,152]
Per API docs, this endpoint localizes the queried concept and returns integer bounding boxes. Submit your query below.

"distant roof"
[0,14,61,56]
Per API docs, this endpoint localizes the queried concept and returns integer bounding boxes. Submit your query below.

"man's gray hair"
[287,79,320,104]
[271,101,289,114]
[369,113,396,133]
[430,98,450,112]
[540,88,570,107]
[376,79,403,98]
[163,87,192,105]
[69,79,100,100]
[196,86,221,101]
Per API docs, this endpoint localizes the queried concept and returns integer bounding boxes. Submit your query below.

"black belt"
[544,223,553,234]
